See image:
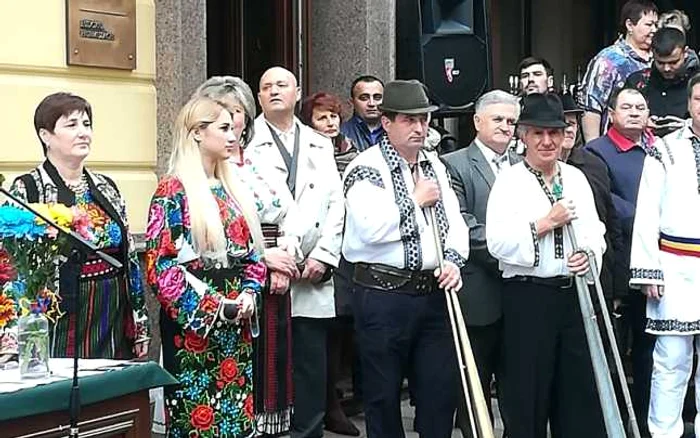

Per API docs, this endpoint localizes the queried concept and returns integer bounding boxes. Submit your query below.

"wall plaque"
[66,0,136,70]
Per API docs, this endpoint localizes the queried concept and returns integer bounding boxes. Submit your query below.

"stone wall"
[309,0,395,105]
[155,0,208,177]
[148,0,208,360]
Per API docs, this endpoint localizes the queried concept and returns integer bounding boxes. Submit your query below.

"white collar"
[475,138,507,162]
[262,115,298,137]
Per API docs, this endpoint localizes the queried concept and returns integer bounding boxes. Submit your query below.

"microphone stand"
[0,184,122,438]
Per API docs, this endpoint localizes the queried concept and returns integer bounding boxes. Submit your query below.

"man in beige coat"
[247,66,345,438]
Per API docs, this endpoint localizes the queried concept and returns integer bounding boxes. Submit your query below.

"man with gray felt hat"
[342,79,470,438]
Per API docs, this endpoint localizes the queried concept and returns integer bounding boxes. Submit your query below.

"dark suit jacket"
[442,142,520,326]
[567,147,626,300]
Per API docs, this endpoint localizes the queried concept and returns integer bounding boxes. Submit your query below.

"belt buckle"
[561,276,574,289]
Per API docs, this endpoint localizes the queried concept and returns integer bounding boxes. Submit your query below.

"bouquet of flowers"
[0,198,91,377]
[0,202,88,325]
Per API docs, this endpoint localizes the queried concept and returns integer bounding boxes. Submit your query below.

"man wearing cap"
[342,79,469,438]
[486,93,606,438]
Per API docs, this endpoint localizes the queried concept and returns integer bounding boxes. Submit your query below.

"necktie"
[492,155,507,173]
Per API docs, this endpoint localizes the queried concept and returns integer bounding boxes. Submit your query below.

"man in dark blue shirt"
[585,87,658,437]
[340,75,385,151]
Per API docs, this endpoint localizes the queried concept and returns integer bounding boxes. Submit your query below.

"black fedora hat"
[378,80,439,115]
[519,93,567,128]
[558,92,584,115]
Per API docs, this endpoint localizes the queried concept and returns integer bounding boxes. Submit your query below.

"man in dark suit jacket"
[442,89,521,437]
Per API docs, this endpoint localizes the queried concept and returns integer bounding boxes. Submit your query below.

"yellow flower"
[0,293,16,329]
[31,203,74,230]
[49,204,74,228]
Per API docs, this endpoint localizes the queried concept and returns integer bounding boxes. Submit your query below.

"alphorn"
[430,208,495,438]
[565,224,641,438]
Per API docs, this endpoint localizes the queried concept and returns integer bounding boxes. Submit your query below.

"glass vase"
[18,312,50,379]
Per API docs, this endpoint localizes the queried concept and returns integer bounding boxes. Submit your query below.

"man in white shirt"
[630,74,700,438]
[442,89,520,436]
[486,93,607,438]
[247,67,345,438]
[342,80,469,438]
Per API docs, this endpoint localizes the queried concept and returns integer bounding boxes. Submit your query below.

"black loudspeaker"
[396,0,490,112]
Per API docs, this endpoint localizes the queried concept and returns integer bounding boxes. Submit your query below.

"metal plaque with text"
[66,0,136,70]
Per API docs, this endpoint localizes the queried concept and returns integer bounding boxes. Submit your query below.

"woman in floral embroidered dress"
[145,94,267,437]
[194,76,301,437]
[0,92,149,360]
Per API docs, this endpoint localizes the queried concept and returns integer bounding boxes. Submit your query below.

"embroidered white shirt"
[342,141,470,271]
[486,161,605,279]
[629,125,700,334]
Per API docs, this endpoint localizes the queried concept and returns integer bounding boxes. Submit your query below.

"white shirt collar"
[262,115,298,138]
[475,138,508,163]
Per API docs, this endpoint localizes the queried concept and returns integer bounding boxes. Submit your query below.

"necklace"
[66,175,89,195]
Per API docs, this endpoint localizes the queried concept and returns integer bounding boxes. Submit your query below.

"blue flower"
[168,208,182,227]
[0,206,47,239]
[180,289,197,313]
[106,222,122,245]
[220,399,236,415]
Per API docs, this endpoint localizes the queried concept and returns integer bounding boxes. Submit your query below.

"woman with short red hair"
[301,92,358,177]
[300,93,360,436]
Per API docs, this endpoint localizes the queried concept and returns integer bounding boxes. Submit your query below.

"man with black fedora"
[486,93,607,438]
[342,79,469,438]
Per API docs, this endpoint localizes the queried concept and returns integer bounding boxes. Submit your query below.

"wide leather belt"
[353,262,438,295]
[505,275,574,289]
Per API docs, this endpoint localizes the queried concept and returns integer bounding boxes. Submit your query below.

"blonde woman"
[145,94,266,437]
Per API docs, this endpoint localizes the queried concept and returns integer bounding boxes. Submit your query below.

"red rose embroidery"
[168,305,179,319]
[145,250,158,286]
[244,394,254,419]
[173,335,183,348]
[184,331,208,353]
[228,216,251,246]
[219,358,239,383]
[226,290,239,300]
[190,405,214,430]
[216,380,225,390]
[155,177,182,197]
[158,229,177,257]
[200,295,220,314]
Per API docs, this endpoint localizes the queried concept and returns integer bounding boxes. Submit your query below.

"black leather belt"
[505,275,574,289]
[354,262,438,295]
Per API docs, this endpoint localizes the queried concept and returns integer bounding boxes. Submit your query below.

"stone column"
[148,0,207,363]
[309,0,395,100]
[155,0,208,176]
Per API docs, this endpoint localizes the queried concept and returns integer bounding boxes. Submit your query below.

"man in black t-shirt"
[625,27,699,136]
